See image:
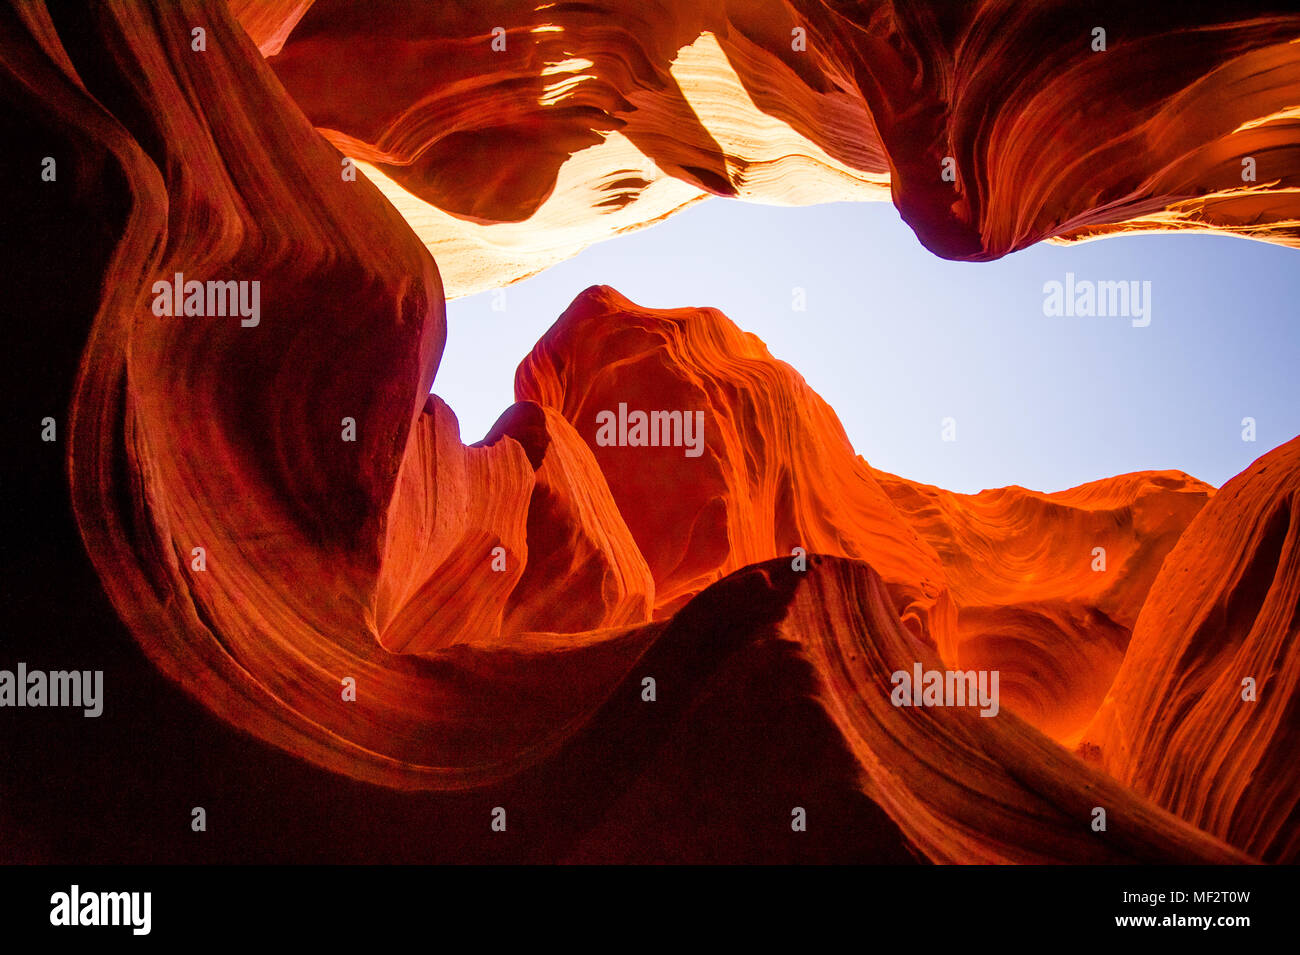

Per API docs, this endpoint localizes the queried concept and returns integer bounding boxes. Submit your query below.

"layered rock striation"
[5,0,1298,862]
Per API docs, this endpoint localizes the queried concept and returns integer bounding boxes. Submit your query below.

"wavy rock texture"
[376,396,534,654]
[873,471,1214,744]
[248,0,1300,294]
[1083,437,1300,863]
[515,286,951,634]
[7,0,1298,862]
[482,400,656,636]
[555,556,1249,864]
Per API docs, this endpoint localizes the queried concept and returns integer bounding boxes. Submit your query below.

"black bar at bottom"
[0,864,1286,942]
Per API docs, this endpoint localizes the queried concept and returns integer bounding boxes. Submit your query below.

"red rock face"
[1083,437,1300,863]
[254,0,1300,294]
[481,400,656,636]
[6,0,1298,862]
[873,470,1215,744]
[514,286,951,636]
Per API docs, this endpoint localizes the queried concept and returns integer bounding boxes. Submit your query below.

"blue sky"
[439,199,1300,494]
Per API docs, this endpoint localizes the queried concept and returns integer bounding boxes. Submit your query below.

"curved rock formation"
[873,470,1214,744]
[550,555,1250,864]
[514,285,951,635]
[377,396,534,655]
[6,0,1298,863]
[481,400,656,636]
[247,0,1300,295]
[1083,437,1300,863]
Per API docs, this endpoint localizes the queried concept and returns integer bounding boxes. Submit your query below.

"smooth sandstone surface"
[258,0,1300,295]
[7,0,1296,861]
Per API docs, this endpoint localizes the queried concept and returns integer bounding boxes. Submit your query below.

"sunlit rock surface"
[5,0,1298,861]
[1083,437,1300,863]
[873,470,1214,744]
[252,0,1300,295]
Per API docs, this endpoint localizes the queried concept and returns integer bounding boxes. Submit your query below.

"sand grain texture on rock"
[4,0,1296,862]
